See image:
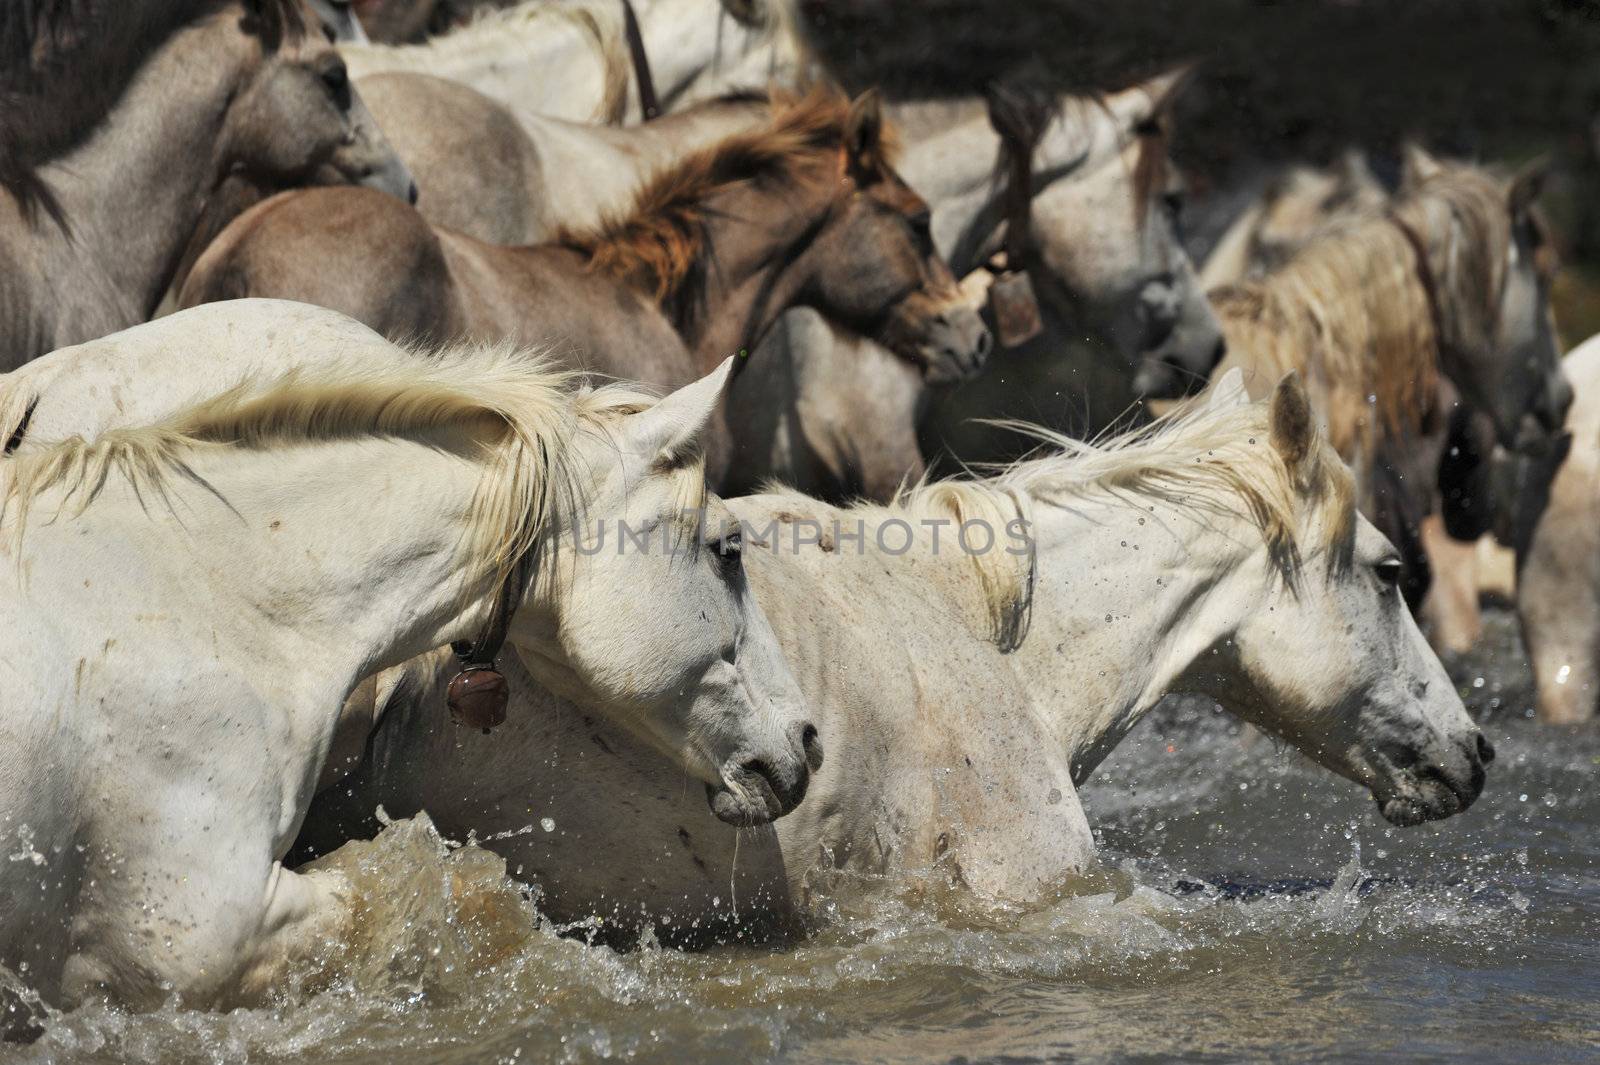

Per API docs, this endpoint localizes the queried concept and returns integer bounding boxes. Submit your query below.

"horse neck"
[669,166,839,366]
[1010,490,1263,783]
[634,0,782,107]
[130,432,507,690]
[906,104,1115,273]
[25,17,260,339]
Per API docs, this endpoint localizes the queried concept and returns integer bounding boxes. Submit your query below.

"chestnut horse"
[179,90,989,478]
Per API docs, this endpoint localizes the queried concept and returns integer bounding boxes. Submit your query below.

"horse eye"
[1374,558,1403,588]
[713,531,743,570]
[908,210,932,238]
[320,60,349,95]
[1162,190,1184,218]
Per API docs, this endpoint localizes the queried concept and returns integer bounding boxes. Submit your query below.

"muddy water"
[6,608,1598,1064]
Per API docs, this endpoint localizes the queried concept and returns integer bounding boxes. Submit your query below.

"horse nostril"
[1208,336,1227,370]
[1476,733,1496,765]
[407,181,420,206]
[739,755,777,791]
[799,722,824,771]
[974,328,993,360]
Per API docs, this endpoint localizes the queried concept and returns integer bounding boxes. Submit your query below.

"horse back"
[179,187,466,348]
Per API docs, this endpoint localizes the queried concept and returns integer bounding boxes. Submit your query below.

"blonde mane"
[0,342,668,590]
[1211,161,1517,460]
[758,396,1357,653]
[558,87,896,312]
[341,1,631,125]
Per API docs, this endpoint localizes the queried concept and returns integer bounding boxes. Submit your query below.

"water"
[6,609,1597,1064]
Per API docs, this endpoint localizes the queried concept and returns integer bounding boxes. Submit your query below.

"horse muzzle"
[705,723,822,827]
[1371,730,1493,826]
[887,301,992,386]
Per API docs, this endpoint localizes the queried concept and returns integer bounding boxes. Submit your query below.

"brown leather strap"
[620,0,660,121]
[1388,210,1448,363]
[451,550,535,671]
[985,81,1052,272]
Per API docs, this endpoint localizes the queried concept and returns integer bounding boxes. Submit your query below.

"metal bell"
[988,267,1044,348]
[446,665,509,734]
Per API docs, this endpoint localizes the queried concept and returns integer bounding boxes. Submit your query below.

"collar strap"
[620,0,660,122]
[446,551,536,733]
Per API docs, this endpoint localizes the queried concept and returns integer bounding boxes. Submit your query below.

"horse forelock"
[1395,166,1517,354]
[1128,108,1171,229]
[558,86,899,310]
[0,341,630,591]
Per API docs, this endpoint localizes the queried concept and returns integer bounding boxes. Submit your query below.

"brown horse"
[0,0,414,369]
[180,88,989,404]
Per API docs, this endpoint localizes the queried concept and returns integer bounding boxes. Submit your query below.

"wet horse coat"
[0,303,818,1008]
[297,375,1492,939]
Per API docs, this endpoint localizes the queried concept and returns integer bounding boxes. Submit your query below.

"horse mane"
[1211,208,1437,458]
[758,395,1357,653]
[341,0,631,125]
[559,87,895,316]
[0,0,306,227]
[0,341,671,590]
[1212,160,1517,461]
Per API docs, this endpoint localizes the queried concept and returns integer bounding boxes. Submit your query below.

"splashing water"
[5,610,1597,1064]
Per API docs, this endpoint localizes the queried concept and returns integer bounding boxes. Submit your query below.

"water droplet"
[541,817,556,833]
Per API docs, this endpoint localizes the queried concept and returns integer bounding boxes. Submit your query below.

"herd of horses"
[0,0,1592,1028]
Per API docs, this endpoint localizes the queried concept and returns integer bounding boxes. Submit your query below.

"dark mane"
[559,87,897,321]
[0,0,306,228]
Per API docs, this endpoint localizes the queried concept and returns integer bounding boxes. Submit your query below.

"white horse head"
[1186,372,1492,823]
[1,304,821,829]
[526,359,822,825]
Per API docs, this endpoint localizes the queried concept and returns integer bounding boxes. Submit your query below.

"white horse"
[341,0,794,125]
[0,301,818,1010]
[1516,332,1600,724]
[298,371,1494,939]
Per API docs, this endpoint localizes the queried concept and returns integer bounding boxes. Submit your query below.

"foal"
[180,89,988,394]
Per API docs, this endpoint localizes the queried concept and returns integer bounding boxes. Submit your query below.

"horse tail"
[542,4,631,126]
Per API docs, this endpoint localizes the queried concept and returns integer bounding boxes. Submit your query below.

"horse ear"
[1400,143,1443,191]
[621,357,735,470]
[1268,371,1316,471]
[1207,367,1249,412]
[1509,155,1551,217]
[1333,149,1378,197]
[844,89,885,174]
[1142,64,1194,119]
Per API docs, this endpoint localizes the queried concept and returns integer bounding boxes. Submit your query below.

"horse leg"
[59,798,351,1010]
[1418,515,1482,656]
